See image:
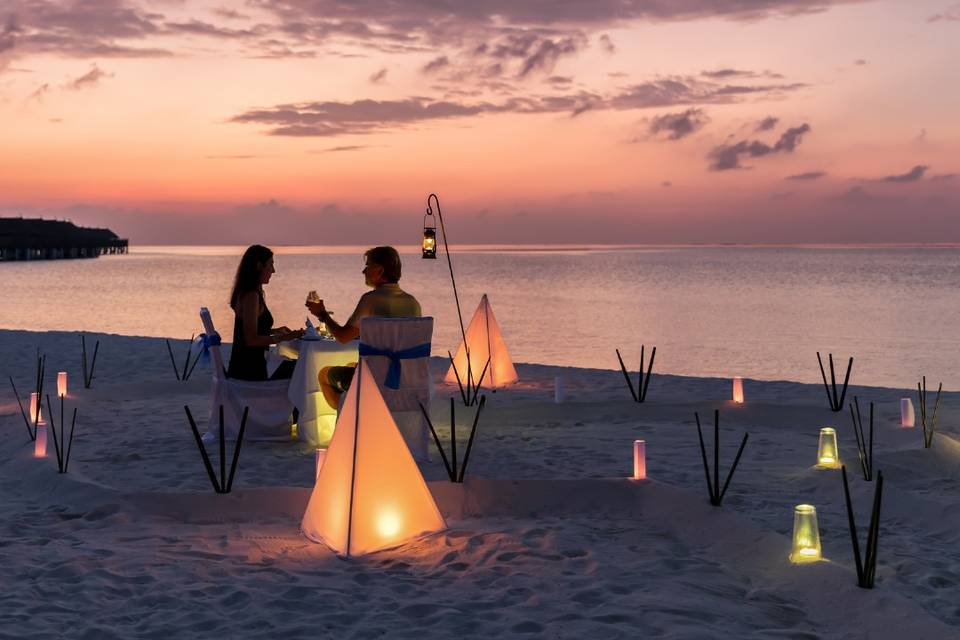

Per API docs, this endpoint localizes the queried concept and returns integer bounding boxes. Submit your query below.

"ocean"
[1,244,957,389]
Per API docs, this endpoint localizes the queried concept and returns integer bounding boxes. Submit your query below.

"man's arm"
[307,298,361,344]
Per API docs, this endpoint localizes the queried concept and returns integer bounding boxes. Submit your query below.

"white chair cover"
[358,317,433,461]
[200,307,293,442]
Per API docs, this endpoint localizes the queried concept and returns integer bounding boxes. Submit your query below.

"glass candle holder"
[790,504,822,563]
[732,376,744,403]
[633,440,646,480]
[816,427,841,469]
[57,371,68,397]
[900,398,915,427]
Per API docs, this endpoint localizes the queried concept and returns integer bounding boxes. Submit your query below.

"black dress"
[227,292,293,381]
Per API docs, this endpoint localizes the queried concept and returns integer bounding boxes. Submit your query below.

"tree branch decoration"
[419,395,485,483]
[447,350,489,407]
[816,352,853,412]
[841,465,884,589]
[183,405,248,494]
[615,345,656,403]
[165,335,202,382]
[695,409,749,507]
[80,334,100,389]
[848,397,874,481]
[45,394,78,474]
[916,376,942,449]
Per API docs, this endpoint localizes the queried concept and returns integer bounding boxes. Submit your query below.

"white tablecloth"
[277,338,359,446]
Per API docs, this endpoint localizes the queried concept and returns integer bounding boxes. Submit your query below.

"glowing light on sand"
[900,398,915,427]
[790,504,822,563]
[29,392,42,424]
[34,420,47,457]
[816,427,841,469]
[732,377,744,403]
[57,372,68,397]
[633,439,647,480]
[377,511,402,538]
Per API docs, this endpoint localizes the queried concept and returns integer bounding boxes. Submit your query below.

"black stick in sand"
[184,405,248,493]
[165,339,181,381]
[9,376,35,440]
[81,335,100,388]
[64,408,78,473]
[184,405,222,492]
[457,395,485,482]
[841,465,884,588]
[420,401,454,481]
[817,352,854,412]
[418,397,485,483]
[46,394,64,471]
[916,376,942,449]
[694,410,749,507]
[224,407,249,493]
[616,346,657,403]
[848,397,874,481]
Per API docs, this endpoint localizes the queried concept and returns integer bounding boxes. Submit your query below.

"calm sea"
[1,245,957,389]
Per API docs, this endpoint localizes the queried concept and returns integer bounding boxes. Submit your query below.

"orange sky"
[1,0,958,243]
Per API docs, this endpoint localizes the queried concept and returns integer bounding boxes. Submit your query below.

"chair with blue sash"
[199,307,293,443]
[358,316,434,461]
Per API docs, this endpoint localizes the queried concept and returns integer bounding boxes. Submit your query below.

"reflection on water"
[1,245,957,388]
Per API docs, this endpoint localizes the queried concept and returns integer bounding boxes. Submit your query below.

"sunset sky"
[1,0,957,244]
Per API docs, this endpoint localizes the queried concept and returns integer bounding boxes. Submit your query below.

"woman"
[227,245,300,380]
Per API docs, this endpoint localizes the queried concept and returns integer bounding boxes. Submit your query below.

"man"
[306,246,421,408]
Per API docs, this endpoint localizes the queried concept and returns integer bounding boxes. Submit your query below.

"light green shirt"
[346,283,422,328]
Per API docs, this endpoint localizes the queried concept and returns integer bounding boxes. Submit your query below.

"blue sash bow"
[193,332,222,362]
[358,342,431,389]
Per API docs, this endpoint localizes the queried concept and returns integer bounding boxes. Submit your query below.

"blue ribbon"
[358,342,431,389]
[193,332,222,361]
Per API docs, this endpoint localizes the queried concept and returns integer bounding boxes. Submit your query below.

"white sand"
[1,329,958,638]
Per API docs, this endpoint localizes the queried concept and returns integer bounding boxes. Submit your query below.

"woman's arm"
[238,292,275,348]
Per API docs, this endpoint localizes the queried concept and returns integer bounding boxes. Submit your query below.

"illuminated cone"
[301,360,445,557]
[445,294,518,388]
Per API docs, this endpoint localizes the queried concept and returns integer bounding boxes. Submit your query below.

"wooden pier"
[0,217,128,261]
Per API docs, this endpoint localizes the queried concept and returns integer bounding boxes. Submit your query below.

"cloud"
[707,123,811,170]
[853,58,867,65]
[786,171,827,180]
[915,128,927,142]
[28,82,49,101]
[66,64,111,90]
[880,165,928,183]
[546,75,572,85]
[233,73,805,137]
[369,67,387,83]
[755,116,778,131]
[931,173,957,181]
[661,180,672,187]
[928,4,960,22]
[647,107,709,140]
[422,55,450,74]
[598,33,616,54]
[314,145,369,153]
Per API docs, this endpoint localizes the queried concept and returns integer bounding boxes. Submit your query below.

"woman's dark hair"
[365,246,402,283]
[230,245,273,309]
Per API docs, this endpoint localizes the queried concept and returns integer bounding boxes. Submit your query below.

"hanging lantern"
[34,420,48,458]
[732,376,744,403]
[900,398,915,427]
[421,211,437,259]
[57,371,68,397]
[790,504,822,563]
[816,427,841,468]
[633,440,646,480]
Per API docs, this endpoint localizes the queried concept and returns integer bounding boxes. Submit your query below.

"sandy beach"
[1,329,957,639]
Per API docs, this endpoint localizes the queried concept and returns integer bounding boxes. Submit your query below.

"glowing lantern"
[732,377,744,403]
[421,213,437,259]
[633,440,647,480]
[301,360,446,557]
[57,371,68,397]
[29,392,42,425]
[816,427,841,468]
[900,398,915,427]
[315,448,327,479]
[34,420,48,458]
[790,504,822,563]
[445,294,518,388]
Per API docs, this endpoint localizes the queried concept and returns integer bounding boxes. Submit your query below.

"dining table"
[270,336,359,446]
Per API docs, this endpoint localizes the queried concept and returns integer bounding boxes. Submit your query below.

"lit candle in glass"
[732,376,744,403]
[29,392,42,425]
[900,398,915,427]
[816,427,841,469]
[790,504,822,563]
[34,419,48,458]
[633,440,646,480]
[57,371,68,397]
